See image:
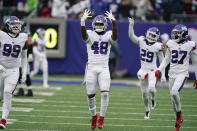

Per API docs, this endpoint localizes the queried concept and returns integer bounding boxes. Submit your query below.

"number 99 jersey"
[85,30,115,65]
[0,31,27,69]
[138,36,163,70]
[167,40,196,77]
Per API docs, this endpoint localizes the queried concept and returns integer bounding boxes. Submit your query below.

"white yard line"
[33,92,55,96]
[12,98,45,103]
[12,103,197,112]
[10,114,197,122]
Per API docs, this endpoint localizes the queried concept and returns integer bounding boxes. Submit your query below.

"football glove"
[0,65,6,73]
[155,70,160,78]
[128,17,134,26]
[81,9,92,26]
[193,80,197,89]
[22,74,26,83]
[105,10,115,22]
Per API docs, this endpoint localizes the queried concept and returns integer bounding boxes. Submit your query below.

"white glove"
[105,10,115,22]
[161,76,167,83]
[128,17,134,26]
[22,74,26,83]
[0,65,6,73]
[81,9,92,26]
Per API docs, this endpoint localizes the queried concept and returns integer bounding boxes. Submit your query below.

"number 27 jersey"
[0,31,27,69]
[85,30,114,65]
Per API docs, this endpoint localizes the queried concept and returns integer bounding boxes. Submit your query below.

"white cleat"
[144,111,151,120]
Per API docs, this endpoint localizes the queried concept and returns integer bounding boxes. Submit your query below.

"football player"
[0,16,28,129]
[155,24,197,131]
[15,20,34,96]
[81,10,117,129]
[128,17,166,119]
[30,28,49,88]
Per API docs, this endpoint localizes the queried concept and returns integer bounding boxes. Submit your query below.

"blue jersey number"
[91,41,108,55]
[3,44,21,58]
[140,49,154,63]
[171,50,187,64]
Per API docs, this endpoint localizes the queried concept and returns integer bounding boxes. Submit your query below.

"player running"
[128,17,166,119]
[81,10,117,129]
[0,16,28,129]
[155,24,197,131]
[30,28,49,88]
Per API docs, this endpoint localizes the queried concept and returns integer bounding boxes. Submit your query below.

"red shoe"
[175,111,183,131]
[0,119,6,129]
[91,114,98,130]
[98,116,104,129]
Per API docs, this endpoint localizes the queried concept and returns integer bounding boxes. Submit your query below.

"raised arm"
[128,17,139,44]
[105,10,118,41]
[158,51,166,82]
[80,9,92,41]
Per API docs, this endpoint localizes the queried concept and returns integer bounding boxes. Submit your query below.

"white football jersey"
[167,40,196,77]
[85,30,114,65]
[138,36,163,70]
[0,31,27,69]
[34,37,47,57]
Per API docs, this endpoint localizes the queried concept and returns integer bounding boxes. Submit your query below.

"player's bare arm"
[105,10,117,41]
[80,9,92,41]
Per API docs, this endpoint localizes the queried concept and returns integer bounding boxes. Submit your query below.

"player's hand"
[155,70,160,78]
[161,76,166,82]
[22,74,26,83]
[128,17,134,26]
[193,80,197,89]
[0,65,6,73]
[81,9,92,22]
[105,10,115,22]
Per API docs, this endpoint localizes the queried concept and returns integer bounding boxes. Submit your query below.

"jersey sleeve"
[84,30,93,44]
[138,36,145,47]
[157,42,164,51]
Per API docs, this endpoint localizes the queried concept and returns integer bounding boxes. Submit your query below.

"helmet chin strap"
[8,32,17,38]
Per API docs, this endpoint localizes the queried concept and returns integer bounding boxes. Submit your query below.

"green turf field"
[2,76,197,131]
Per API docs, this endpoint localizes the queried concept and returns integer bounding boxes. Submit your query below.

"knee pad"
[26,75,31,86]
[101,92,109,97]
[88,94,95,98]
[148,87,155,93]
[171,90,179,97]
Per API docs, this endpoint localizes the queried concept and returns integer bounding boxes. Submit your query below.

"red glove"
[193,80,197,89]
[155,70,160,78]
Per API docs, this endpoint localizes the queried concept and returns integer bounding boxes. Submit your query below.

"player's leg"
[148,71,157,110]
[0,68,19,129]
[0,72,5,101]
[41,58,49,88]
[140,79,150,119]
[30,58,40,78]
[25,62,33,96]
[97,66,111,129]
[170,75,186,131]
[14,68,24,96]
[169,77,176,116]
[85,65,98,129]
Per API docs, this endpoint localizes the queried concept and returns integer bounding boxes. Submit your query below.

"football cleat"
[0,119,6,129]
[175,111,183,131]
[14,88,24,96]
[151,100,156,110]
[98,116,104,129]
[91,114,98,130]
[25,89,33,96]
[144,111,151,120]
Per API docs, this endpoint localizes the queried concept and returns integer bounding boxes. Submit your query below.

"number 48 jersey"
[138,36,163,70]
[85,30,115,65]
[0,30,27,69]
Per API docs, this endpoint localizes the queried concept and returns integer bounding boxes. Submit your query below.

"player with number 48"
[80,10,117,130]
[155,24,197,131]
[128,17,166,120]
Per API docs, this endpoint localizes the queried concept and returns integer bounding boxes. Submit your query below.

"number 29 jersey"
[167,40,196,77]
[85,30,115,65]
[138,36,163,70]
[0,30,27,69]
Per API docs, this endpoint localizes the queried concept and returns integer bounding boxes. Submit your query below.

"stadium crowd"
[0,0,197,23]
